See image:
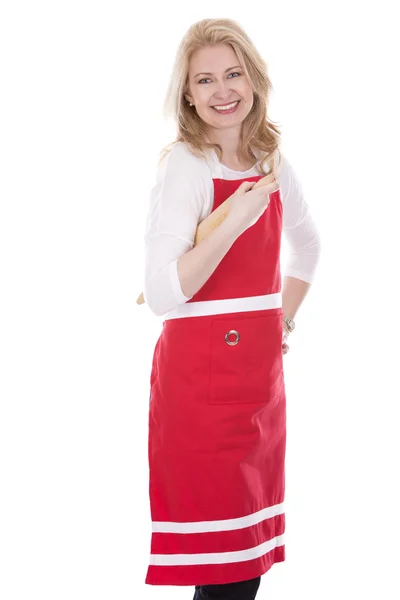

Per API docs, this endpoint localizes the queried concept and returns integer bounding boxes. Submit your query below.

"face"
[185,43,254,134]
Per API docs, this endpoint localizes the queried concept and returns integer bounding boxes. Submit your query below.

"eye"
[198,72,242,84]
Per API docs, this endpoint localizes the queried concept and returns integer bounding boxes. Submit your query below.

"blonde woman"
[143,18,321,600]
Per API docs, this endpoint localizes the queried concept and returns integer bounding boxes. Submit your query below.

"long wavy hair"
[158,18,282,176]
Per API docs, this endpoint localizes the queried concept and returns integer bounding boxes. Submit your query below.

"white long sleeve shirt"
[143,142,321,317]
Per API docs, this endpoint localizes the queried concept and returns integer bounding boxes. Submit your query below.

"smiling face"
[184,43,254,135]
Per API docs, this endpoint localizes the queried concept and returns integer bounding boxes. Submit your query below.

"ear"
[184,93,193,104]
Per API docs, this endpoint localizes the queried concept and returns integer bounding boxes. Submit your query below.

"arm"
[282,276,311,327]
[279,155,322,331]
[137,172,275,305]
[177,215,243,299]
[143,218,242,317]
[144,142,236,316]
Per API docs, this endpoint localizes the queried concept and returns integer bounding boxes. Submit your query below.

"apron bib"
[145,169,286,586]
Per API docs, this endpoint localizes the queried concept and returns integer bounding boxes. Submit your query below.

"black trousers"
[192,576,261,600]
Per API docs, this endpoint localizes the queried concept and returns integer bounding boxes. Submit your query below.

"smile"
[212,101,240,113]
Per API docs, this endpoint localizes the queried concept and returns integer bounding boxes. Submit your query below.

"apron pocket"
[208,311,284,405]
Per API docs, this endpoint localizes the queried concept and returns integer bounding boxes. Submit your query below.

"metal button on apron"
[225,330,240,346]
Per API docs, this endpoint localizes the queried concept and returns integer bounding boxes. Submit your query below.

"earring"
[189,102,193,106]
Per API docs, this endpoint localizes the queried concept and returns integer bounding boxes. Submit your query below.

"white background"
[1,1,399,599]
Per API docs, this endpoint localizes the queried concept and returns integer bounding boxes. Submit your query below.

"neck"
[205,127,242,162]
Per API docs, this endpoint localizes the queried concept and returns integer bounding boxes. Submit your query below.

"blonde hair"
[159,18,282,176]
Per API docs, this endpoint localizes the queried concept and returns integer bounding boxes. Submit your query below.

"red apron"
[145,172,286,586]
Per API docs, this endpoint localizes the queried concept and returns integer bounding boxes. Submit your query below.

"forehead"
[188,43,240,74]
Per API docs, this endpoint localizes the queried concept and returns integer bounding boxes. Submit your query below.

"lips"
[211,100,241,113]
[212,101,240,107]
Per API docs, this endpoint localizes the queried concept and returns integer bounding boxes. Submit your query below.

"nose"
[213,78,234,101]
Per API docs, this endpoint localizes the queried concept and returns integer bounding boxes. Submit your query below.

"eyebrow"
[193,65,243,79]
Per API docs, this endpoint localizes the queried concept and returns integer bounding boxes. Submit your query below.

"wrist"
[223,214,246,241]
[283,315,295,333]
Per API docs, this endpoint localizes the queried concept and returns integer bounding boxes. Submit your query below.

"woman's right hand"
[226,177,280,234]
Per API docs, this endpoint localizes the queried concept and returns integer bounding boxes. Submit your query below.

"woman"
[143,18,321,600]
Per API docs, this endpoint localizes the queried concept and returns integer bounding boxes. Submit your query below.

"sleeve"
[278,154,322,283]
[143,143,213,316]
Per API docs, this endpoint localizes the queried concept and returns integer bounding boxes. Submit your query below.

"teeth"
[213,101,239,111]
